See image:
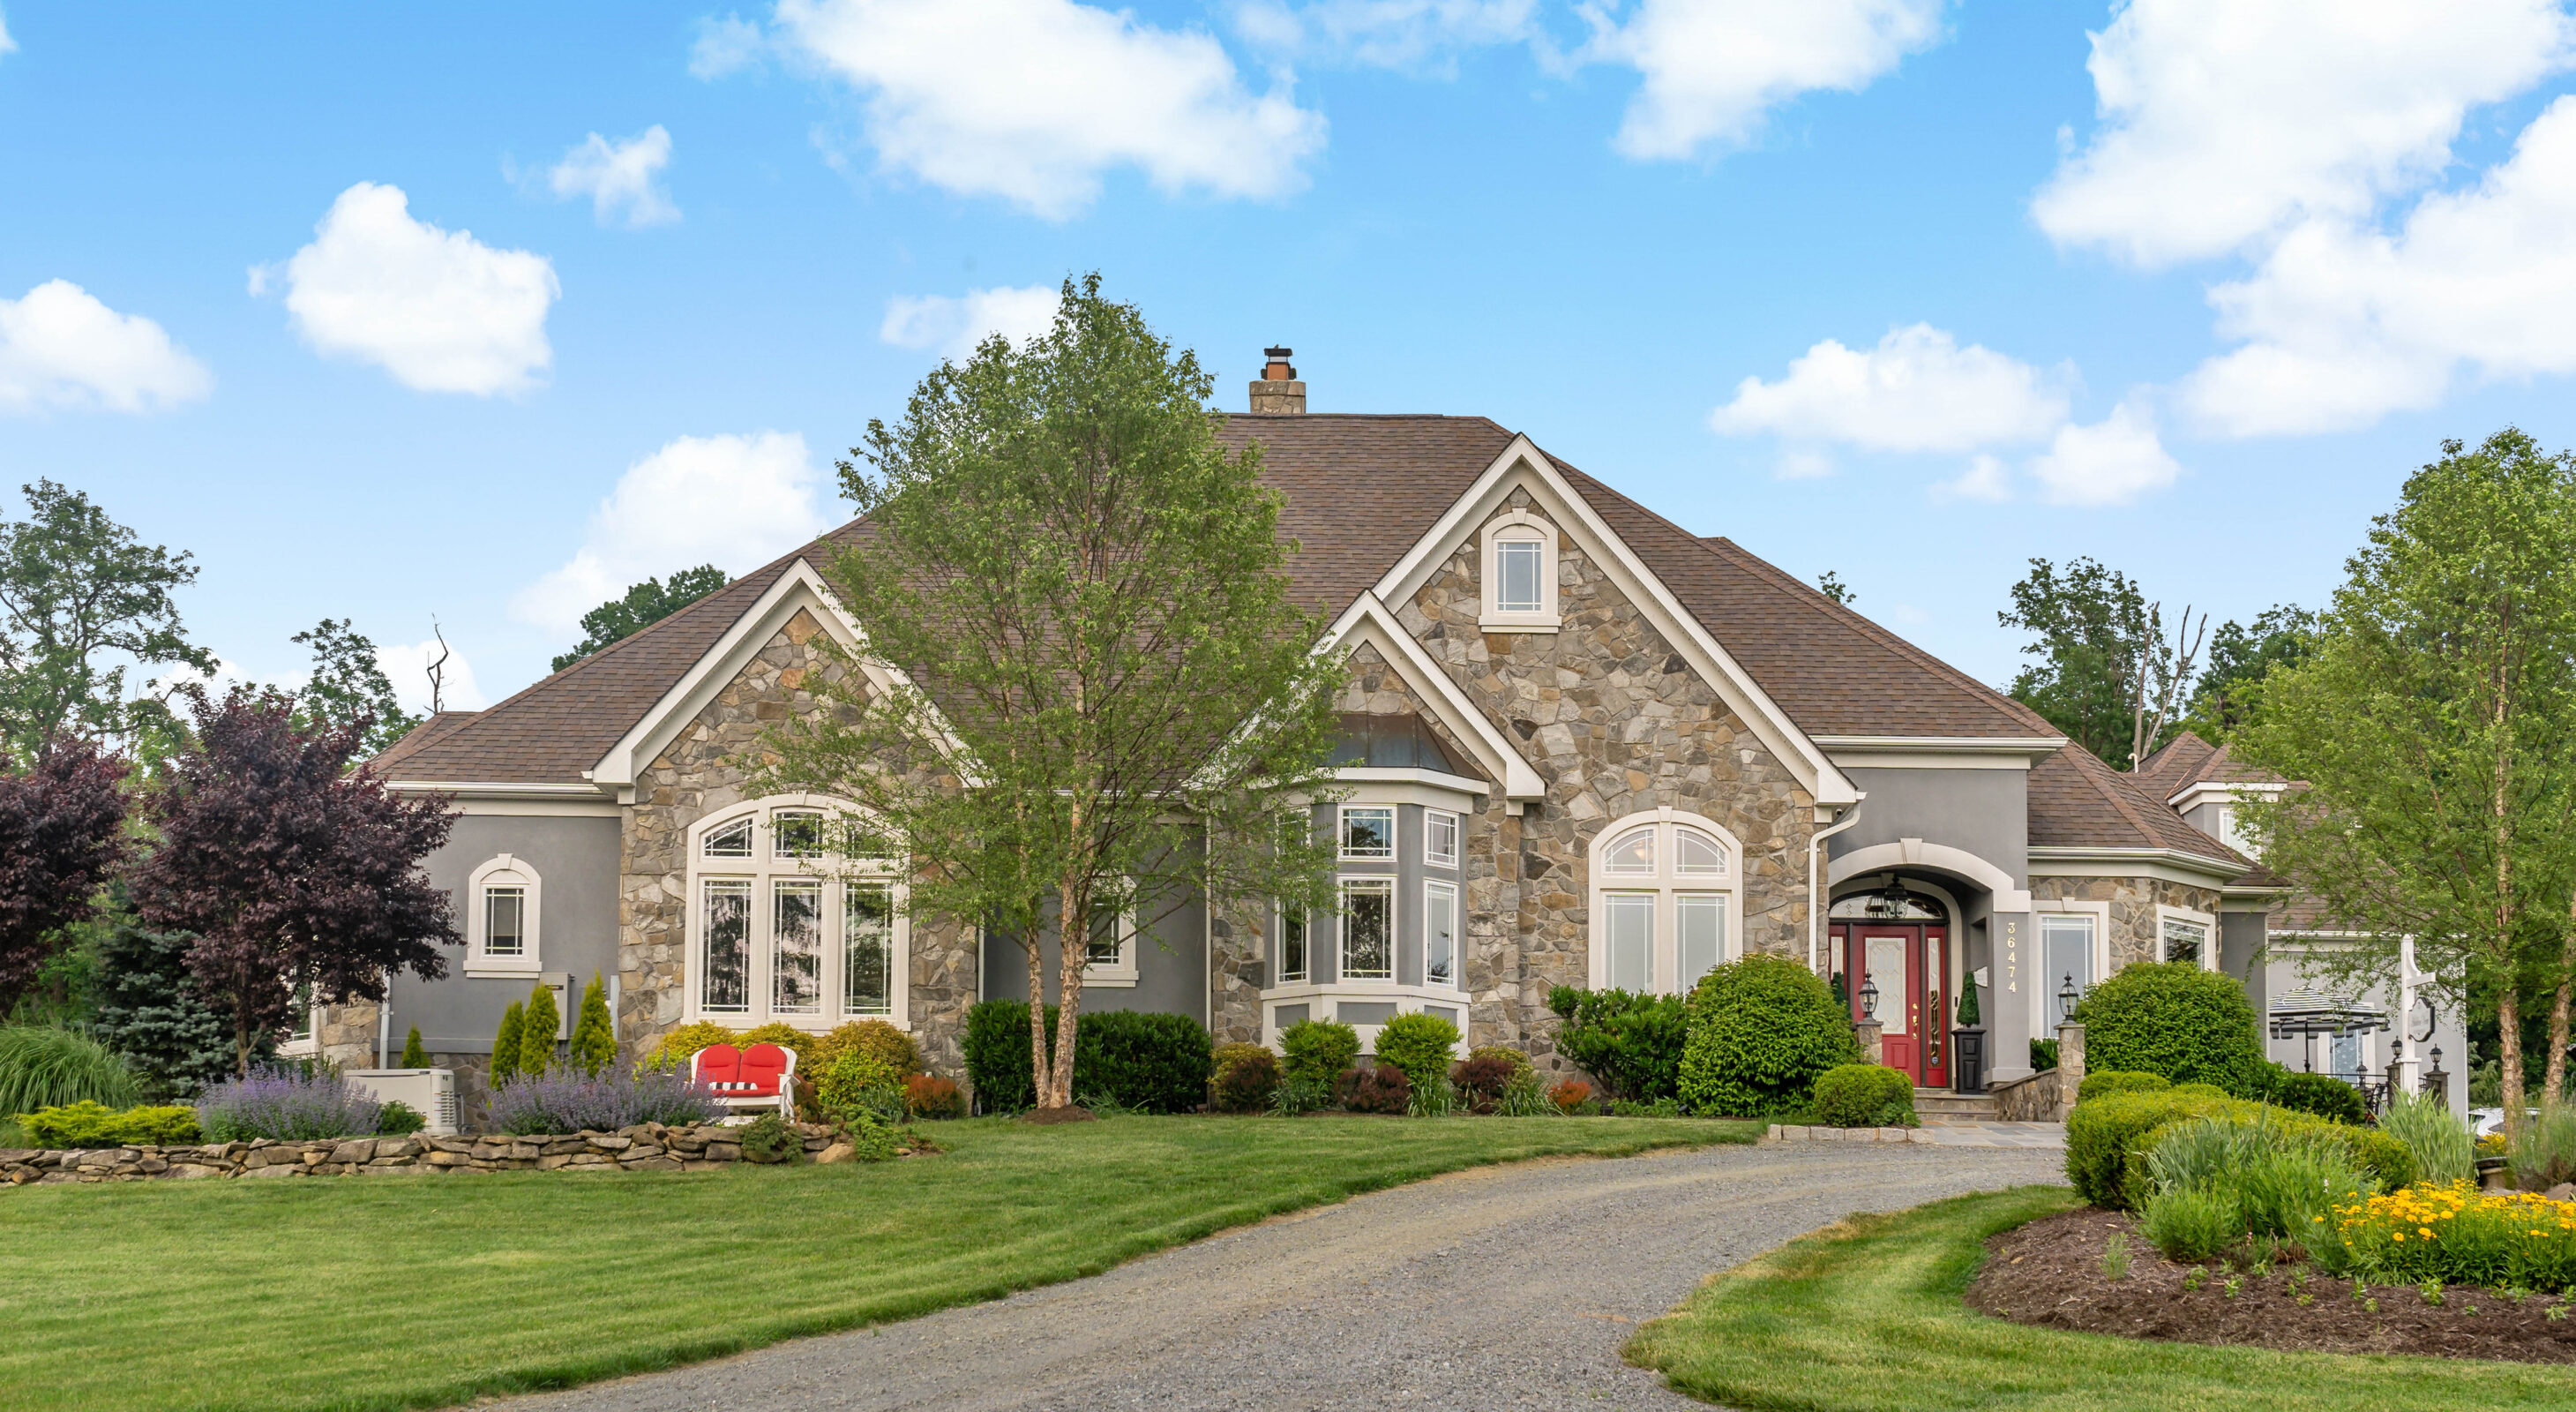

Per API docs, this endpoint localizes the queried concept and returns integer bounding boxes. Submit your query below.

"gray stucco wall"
[1831,767,2030,888]
[382,813,623,1055]
[979,893,1208,1022]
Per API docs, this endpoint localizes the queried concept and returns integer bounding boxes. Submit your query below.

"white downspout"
[377,974,393,1068]
[1807,796,1868,974]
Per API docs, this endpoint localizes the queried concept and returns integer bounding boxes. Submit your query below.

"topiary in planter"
[1373,1011,1461,1092]
[1280,1018,1361,1090]
[1210,1042,1280,1113]
[1810,1063,1916,1128]
[1676,955,1860,1119]
[1336,1063,1412,1115]
[2070,961,2267,1096]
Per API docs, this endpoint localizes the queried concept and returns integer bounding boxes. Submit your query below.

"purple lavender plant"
[197,1065,384,1142]
[485,1068,724,1135]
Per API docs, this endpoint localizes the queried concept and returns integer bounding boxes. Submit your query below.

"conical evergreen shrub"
[400,1026,428,1068]
[568,973,616,1075]
[519,982,561,1079]
[490,1001,524,1088]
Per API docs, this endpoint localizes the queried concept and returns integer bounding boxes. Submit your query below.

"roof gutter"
[1807,797,1868,975]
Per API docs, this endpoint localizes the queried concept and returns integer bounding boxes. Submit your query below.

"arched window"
[1479,508,1561,631]
[465,854,543,977]
[686,796,909,1031]
[1587,809,1740,995]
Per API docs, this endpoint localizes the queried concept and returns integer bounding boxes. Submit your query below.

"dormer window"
[1479,509,1561,631]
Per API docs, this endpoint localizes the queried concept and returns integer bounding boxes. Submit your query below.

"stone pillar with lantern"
[1855,971,1884,1068]
[2054,972,2086,1119]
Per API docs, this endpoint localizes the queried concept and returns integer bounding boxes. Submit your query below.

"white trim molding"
[384,780,622,816]
[2026,845,2244,889]
[2155,903,2220,970]
[1814,735,2067,771]
[1828,837,2032,913]
[1320,592,1546,807]
[2168,779,2287,813]
[1478,507,1561,631]
[464,853,543,977]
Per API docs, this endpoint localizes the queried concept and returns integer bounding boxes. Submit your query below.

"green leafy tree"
[399,1025,427,1068]
[0,480,215,760]
[1998,557,2204,768]
[1815,571,1855,605]
[2183,605,2319,743]
[760,275,1344,1111]
[550,566,730,672]
[2235,430,2576,1135]
[518,981,560,1079]
[567,972,615,1075]
[292,619,420,757]
[490,1000,523,1088]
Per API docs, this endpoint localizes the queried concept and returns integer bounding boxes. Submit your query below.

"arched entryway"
[1828,883,1949,1090]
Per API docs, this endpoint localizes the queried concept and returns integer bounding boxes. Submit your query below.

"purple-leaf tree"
[132,687,459,1075]
[0,738,131,1018]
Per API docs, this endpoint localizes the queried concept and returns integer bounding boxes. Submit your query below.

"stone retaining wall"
[0,1121,865,1185]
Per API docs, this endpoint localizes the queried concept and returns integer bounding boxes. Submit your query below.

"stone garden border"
[1764,1123,1935,1145]
[1,1121,886,1185]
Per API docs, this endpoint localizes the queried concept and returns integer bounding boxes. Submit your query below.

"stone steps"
[1912,1089,2002,1123]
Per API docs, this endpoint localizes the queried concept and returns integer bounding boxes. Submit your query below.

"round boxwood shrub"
[2075,1069,2170,1101]
[1373,1011,1461,1092]
[2070,962,2267,1095]
[1280,1018,1361,1090]
[1209,1042,1280,1114]
[1676,954,1860,1119]
[1809,1063,1916,1128]
[2264,1070,2369,1125]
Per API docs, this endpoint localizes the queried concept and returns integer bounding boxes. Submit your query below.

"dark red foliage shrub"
[1336,1063,1412,1115]
[0,739,131,1018]
[1210,1042,1280,1113]
[904,1072,965,1119]
[1451,1055,1519,1114]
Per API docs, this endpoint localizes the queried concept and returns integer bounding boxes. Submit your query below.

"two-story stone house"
[327,355,2305,1113]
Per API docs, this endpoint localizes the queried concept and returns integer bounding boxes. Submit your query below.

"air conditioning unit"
[346,1068,459,1135]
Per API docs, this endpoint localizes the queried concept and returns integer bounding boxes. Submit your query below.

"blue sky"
[4,1,2574,717]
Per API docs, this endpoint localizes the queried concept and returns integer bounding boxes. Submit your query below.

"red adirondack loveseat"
[690,1041,797,1118]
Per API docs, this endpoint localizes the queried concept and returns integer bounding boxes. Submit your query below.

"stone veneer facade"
[2028,875,2225,970]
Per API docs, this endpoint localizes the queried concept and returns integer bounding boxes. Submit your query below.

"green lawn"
[1625,1184,2576,1411]
[0,1113,1749,1412]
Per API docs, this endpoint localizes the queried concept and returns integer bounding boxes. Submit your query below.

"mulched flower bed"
[1966,1207,2576,1364]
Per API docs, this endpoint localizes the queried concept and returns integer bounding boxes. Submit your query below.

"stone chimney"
[1249,346,1306,414]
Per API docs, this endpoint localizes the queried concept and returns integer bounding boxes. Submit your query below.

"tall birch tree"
[758,276,1344,1113]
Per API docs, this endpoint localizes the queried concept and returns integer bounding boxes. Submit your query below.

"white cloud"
[1710,324,2069,454]
[0,280,212,416]
[2181,94,2576,436]
[1931,453,2011,503]
[2027,401,2180,507]
[376,636,487,714]
[879,284,1062,360]
[769,0,1326,218]
[1234,0,1536,70]
[1773,447,1834,481]
[257,183,558,396]
[691,12,767,79]
[2033,0,2576,267]
[547,126,679,228]
[513,432,830,632]
[0,11,17,57]
[1587,0,1945,161]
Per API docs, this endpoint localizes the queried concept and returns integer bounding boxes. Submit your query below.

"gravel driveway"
[502,1139,2065,1412]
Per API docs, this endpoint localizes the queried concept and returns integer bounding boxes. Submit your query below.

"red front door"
[1835,923,1948,1089]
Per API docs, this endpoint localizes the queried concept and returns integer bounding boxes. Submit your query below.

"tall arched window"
[1587,808,1740,995]
[686,795,909,1031]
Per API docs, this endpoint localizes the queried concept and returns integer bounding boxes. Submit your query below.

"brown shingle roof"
[2027,742,2249,868]
[2134,729,2283,798]
[1220,414,1516,618]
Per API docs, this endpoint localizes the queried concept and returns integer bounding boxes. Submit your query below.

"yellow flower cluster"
[2333,1182,2576,1292]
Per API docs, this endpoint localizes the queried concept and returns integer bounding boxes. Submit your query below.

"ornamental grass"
[2328,1181,2576,1294]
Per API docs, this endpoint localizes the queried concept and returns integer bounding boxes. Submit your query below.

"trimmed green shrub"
[806,1019,919,1079]
[373,1100,427,1136]
[1337,1063,1412,1115]
[1210,1042,1280,1114]
[1676,955,1859,1119]
[519,983,561,1078]
[818,1051,906,1123]
[1810,1064,1916,1128]
[2378,1089,2475,1186]
[1279,1018,1361,1089]
[2133,1114,2375,1263]
[638,1020,735,1073]
[2264,1070,2366,1124]
[16,1100,200,1147]
[2071,962,2268,1096]
[567,973,616,1076]
[1954,980,1980,1028]
[490,1002,524,1087]
[1546,986,1689,1100]
[2030,1037,2059,1071]
[0,1025,141,1116]
[398,1026,428,1069]
[2077,1070,2170,1101]
[959,1000,1213,1114]
[1373,1011,1461,1092]
[2069,1086,2415,1210]
[738,1112,800,1163]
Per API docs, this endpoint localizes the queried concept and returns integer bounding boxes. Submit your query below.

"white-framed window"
[1340,806,1395,860]
[686,795,910,1029]
[1078,897,1139,988]
[1425,808,1460,868]
[2216,805,2255,856]
[1277,905,1309,984]
[1426,880,1460,988]
[465,854,543,977]
[2040,913,2098,1024]
[1479,508,1561,631]
[1586,809,1741,995]
[2158,905,2217,970]
[1341,876,1394,980]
